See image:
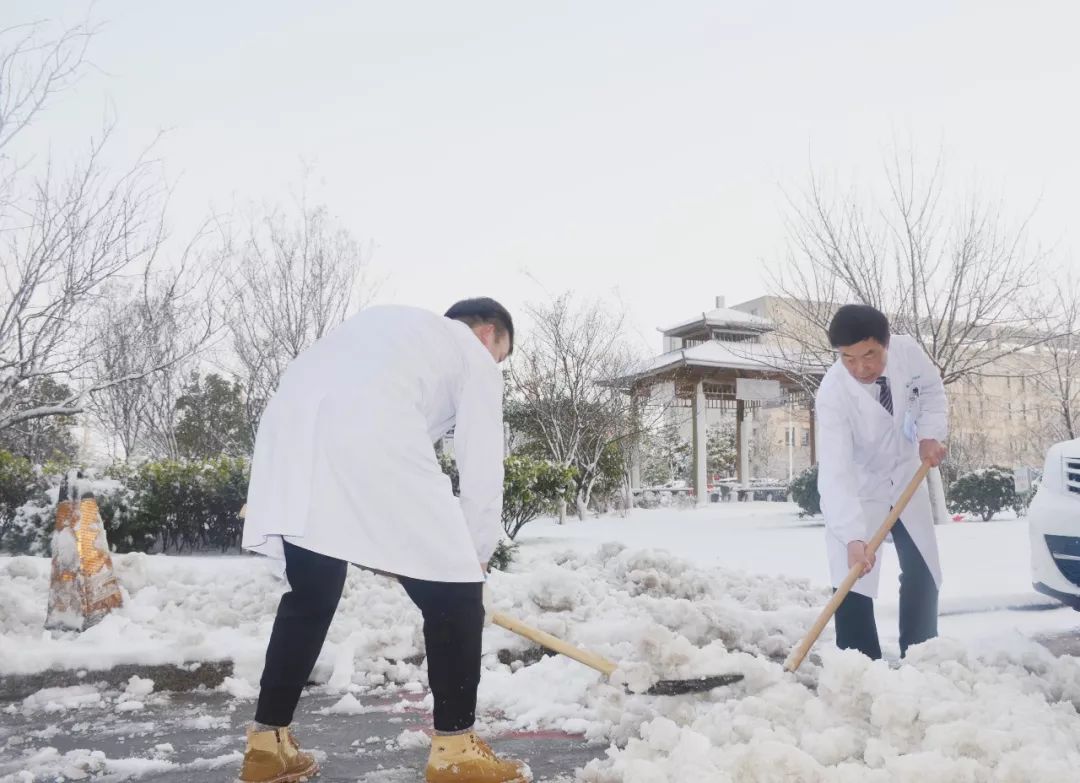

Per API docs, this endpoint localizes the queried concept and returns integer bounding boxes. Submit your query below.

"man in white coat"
[816,304,948,660]
[236,299,529,783]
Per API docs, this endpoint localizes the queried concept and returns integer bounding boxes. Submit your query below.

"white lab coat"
[241,305,505,583]
[815,334,948,598]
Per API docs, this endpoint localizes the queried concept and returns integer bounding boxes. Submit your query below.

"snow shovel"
[491,610,744,695]
[783,461,933,672]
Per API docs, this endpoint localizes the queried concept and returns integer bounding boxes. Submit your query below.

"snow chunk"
[396,729,430,750]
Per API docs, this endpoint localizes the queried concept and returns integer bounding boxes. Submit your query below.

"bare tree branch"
[0,122,196,432]
[508,293,666,518]
[226,187,375,437]
[0,16,97,156]
[765,145,1052,390]
[1024,277,1080,443]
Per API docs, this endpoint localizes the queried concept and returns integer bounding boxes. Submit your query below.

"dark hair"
[445,297,514,354]
[827,304,890,349]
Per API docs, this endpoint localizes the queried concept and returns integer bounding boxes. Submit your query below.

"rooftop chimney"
[715,296,725,309]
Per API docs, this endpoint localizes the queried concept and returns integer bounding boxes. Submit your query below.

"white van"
[1029,437,1080,608]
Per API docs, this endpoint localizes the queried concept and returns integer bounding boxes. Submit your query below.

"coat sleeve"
[911,342,948,442]
[454,361,505,564]
[816,384,867,545]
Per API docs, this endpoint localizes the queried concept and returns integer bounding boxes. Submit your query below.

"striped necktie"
[876,377,893,415]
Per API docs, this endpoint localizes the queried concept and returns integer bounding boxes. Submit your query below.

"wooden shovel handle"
[784,461,932,672]
[491,610,618,677]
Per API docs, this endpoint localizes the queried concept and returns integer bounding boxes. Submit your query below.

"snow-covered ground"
[519,502,1080,650]
[3,502,1080,781]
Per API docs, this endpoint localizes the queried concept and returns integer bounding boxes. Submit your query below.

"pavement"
[4,604,1080,782]
[0,670,603,782]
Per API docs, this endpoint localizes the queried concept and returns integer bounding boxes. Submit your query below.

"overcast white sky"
[9,0,1080,353]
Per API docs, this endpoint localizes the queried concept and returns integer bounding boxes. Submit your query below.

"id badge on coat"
[902,384,920,443]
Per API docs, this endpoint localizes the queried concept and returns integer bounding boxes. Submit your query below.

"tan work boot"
[426,731,531,783]
[237,725,320,783]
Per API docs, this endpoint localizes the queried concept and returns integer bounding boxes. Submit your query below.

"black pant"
[834,520,938,659]
[255,542,484,732]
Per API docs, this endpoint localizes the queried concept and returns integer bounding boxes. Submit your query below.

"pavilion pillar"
[737,400,751,487]
[693,379,708,505]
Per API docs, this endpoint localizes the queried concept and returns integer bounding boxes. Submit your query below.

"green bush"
[488,538,519,571]
[1014,479,1040,518]
[101,457,249,553]
[501,455,577,539]
[0,451,51,554]
[439,451,577,541]
[790,465,821,517]
[948,466,1016,522]
[586,442,634,514]
[0,450,41,520]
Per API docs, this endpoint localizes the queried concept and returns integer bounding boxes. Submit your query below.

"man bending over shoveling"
[816,304,948,660]
[237,298,529,783]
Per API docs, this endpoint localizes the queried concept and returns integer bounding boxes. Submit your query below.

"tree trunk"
[557,498,566,525]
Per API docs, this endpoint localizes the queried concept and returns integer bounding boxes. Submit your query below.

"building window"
[801,430,810,447]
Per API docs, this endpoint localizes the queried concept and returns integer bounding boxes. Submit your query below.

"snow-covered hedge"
[0,451,52,554]
[501,455,577,539]
[0,457,249,556]
[790,464,821,517]
[948,466,1017,522]
[440,452,577,539]
[99,458,249,553]
[4,450,575,557]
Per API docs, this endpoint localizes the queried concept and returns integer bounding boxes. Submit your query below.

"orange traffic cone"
[44,473,123,631]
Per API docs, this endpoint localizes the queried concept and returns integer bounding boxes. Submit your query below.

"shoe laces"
[468,734,499,761]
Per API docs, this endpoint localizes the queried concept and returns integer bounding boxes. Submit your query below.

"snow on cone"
[44,473,123,631]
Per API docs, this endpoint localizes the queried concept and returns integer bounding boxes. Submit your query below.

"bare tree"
[1025,278,1080,443]
[748,413,781,480]
[88,295,152,458]
[88,230,226,459]
[0,17,217,440]
[0,375,79,462]
[227,196,373,438]
[0,17,95,157]
[0,128,205,432]
[768,146,1052,390]
[507,294,657,519]
[942,427,992,479]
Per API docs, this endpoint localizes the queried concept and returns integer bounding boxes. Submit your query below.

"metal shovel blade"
[645,673,744,695]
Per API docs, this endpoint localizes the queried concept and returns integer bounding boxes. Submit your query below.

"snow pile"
[5,679,168,721]
[0,542,817,689]
[0,747,240,782]
[580,639,1080,781]
[14,685,105,715]
[395,728,431,750]
[4,510,1080,780]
